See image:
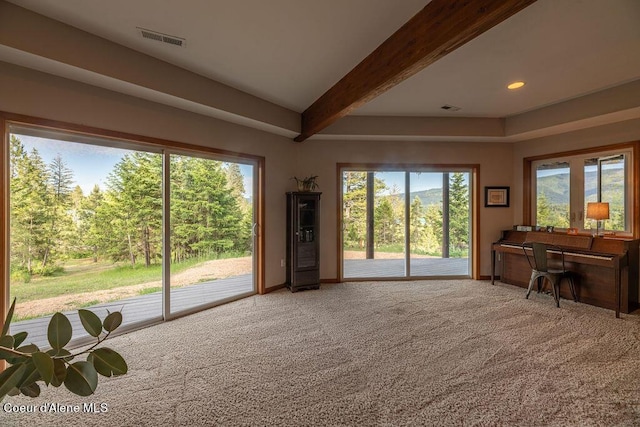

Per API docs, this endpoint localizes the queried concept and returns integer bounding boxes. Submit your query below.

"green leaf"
[48,312,72,350]
[50,359,67,387]
[6,343,39,364]
[78,309,103,337]
[32,351,55,386]
[16,343,39,354]
[103,311,123,332]
[20,382,41,397]
[19,360,40,388]
[13,331,28,348]
[1,298,16,338]
[0,364,26,401]
[0,334,14,349]
[64,361,98,396]
[1,351,26,364]
[88,348,128,377]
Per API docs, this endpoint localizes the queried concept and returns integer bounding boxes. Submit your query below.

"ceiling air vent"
[137,27,186,48]
[441,104,461,112]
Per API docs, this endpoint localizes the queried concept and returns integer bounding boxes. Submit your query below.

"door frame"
[337,163,480,281]
[0,112,265,339]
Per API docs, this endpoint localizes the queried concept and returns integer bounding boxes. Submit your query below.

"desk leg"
[491,249,496,285]
[615,267,620,319]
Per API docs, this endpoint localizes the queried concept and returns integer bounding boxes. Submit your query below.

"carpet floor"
[2,279,640,426]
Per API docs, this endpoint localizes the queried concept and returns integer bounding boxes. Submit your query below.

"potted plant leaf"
[292,175,319,192]
[0,298,127,400]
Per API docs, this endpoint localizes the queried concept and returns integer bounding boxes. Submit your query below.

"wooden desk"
[491,230,639,318]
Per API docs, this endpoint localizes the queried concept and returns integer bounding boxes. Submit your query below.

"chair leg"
[551,278,560,308]
[526,272,538,299]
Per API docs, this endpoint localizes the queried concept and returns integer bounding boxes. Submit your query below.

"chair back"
[522,241,548,272]
[522,241,567,273]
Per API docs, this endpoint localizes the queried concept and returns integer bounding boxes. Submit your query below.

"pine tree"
[374,198,395,246]
[104,153,162,267]
[448,173,469,256]
[343,172,368,249]
[80,185,105,262]
[9,136,52,275]
[170,156,245,261]
[409,196,427,254]
[41,155,75,267]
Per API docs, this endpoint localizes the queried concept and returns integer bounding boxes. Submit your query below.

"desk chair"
[522,242,577,307]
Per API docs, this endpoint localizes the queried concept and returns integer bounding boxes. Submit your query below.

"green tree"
[9,137,52,275]
[449,173,469,256]
[424,204,443,256]
[79,185,106,262]
[409,196,427,253]
[104,153,162,267]
[170,156,245,262]
[41,155,75,267]
[537,192,570,228]
[224,162,252,253]
[343,172,368,249]
[374,197,395,246]
[342,172,387,250]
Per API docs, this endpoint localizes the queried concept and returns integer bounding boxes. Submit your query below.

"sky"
[373,171,470,195]
[12,134,254,197]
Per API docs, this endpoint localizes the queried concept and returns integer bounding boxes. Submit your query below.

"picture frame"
[485,186,510,207]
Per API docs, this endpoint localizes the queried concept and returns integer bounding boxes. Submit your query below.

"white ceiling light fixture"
[507,81,526,90]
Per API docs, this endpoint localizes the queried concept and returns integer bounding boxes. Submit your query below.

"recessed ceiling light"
[441,104,461,112]
[507,81,526,90]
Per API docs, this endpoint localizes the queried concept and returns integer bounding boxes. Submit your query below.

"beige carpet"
[2,280,640,426]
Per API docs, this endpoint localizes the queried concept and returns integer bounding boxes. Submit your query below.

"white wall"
[0,61,298,289]
[511,118,640,225]
[5,57,637,284]
[297,139,515,279]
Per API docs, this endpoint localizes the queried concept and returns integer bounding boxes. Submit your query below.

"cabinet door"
[296,196,318,268]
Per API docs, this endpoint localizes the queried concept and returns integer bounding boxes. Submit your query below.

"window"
[340,165,477,279]
[3,119,263,348]
[530,147,634,234]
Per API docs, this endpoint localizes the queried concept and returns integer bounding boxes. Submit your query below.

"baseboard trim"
[321,278,341,284]
[263,283,287,293]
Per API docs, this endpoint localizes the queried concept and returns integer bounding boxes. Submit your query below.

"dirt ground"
[15,257,253,319]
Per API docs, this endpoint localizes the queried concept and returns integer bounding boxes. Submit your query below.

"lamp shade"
[586,202,610,221]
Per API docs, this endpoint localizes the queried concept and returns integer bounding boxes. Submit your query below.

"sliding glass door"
[169,155,255,315]
[8,129,164,346]
[6,123,259,347]
[342,167,471,280]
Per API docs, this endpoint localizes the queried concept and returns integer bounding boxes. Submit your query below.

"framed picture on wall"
[485,186,510,207]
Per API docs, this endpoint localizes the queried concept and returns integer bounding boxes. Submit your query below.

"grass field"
[10,256,210,303]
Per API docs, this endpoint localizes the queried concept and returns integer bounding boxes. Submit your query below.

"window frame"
[337,162,480,281]
[524,141,640,238]
[0,112,266,347]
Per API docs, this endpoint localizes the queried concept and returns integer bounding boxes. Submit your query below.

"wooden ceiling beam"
[294,0,537,142]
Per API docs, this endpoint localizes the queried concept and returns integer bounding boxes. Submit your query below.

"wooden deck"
[11,274,254,349]
[11,258,468,349]
[344,257,469,278]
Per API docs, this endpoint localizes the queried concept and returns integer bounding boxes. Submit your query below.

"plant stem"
[0,346,32,358]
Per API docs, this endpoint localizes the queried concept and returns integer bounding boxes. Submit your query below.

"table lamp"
[586,202,609,237]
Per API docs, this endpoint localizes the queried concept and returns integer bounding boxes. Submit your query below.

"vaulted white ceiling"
[2,0,640,141]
